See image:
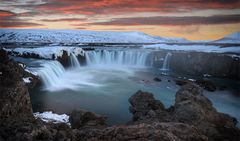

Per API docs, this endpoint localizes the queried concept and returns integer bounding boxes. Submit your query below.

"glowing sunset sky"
[0,0,240,40]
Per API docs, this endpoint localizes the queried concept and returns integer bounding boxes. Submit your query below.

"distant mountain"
[153,36,190,43]
[213,32,240,44]
[0,29,161,43]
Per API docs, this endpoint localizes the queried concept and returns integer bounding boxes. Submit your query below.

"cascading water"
[160,52,172,71]
[36,61,65,90]
[85,50,152,67]
[69,53,81,68]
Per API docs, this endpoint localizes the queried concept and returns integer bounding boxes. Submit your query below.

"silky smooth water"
[30,66,178,124]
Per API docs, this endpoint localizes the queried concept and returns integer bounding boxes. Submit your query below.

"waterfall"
[37,61,65,89]
[160,53,172,71]
[69,53,81,68]
[85,50,151,67]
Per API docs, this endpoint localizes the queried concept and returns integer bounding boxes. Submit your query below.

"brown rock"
[69,109,107,129]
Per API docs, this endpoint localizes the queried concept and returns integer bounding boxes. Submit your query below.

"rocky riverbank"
[0,49,240,141]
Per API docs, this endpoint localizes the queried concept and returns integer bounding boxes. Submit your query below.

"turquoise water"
[30,67,177,124]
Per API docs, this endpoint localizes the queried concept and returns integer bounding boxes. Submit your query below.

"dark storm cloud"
[41,18,87,22]
[88,14,240,26]
[0,10,43,28]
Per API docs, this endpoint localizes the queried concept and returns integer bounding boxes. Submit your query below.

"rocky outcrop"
[69,109,107,129]
[129,84,240,140]
[153,77,161,82]
[129,90,166,121]
[0,49,33,120]
[73,122,207,141]
[152,51,240,80]
[57,50,70,67]
[175,79,218,92]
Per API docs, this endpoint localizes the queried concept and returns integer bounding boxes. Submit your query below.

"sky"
[0,0,240,40]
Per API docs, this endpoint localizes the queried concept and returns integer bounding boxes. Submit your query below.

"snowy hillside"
[0,29,161,43]
[213,32,240,44]
[153,36,190,43]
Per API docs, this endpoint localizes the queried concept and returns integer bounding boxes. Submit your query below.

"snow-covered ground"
[143,44,240,54]
[0,29,160,43]
[23,77,32,83]
[0,29,239,44]
[34,111,70,125]
[4,46,85,59]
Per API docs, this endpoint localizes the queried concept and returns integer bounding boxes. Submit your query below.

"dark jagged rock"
[69,109,107,129]
[175,79,190,86]
[175,79,217,92]
[57,50,70,68]
[195,79,217,92]
[73,122,207,141]
[129,90,166,121]
[129,84,240,141]
[153,77,161,82]
[0,49,33,120]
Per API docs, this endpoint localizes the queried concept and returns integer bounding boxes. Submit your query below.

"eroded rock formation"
[129,84,240,140]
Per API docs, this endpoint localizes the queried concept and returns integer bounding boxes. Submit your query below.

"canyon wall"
[152,50,240,79]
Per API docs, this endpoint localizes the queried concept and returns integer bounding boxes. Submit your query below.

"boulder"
[69,109,107,129]
[153,77,161,82]
[129,90,166,121]
[129,84,240,140]
[195,79,217,92]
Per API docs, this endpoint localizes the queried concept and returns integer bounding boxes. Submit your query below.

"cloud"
[0,0,240,28]
[41,18,87,22]
[0,10,43,28]
[88,14,240,26]
[33,0,240,15]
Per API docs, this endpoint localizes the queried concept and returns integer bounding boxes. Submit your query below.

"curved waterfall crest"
[85,50,152,67]
[37,61,65,89]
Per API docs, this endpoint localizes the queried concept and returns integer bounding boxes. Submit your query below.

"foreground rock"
[0,49,33,120]
[69,109,107,129]
[129,84,240,140]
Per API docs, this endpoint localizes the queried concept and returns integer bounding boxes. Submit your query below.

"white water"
[160,52,172,71]
[70,53,81,68]
[34,50,153,91]
[37,61,65,89]
[85,50,151,67]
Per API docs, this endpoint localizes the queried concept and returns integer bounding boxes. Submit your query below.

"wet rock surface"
[129,84,240,141]
[152,51,240,80]
[69,109,107,129]
[153,77,162,82]
[0,49,239,141]
[175,79,219,92]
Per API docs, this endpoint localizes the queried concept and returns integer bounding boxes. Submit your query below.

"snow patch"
[34,111,70,125]
[143,44,240,53]
[23,77,32,83]
[6,46,85,59]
